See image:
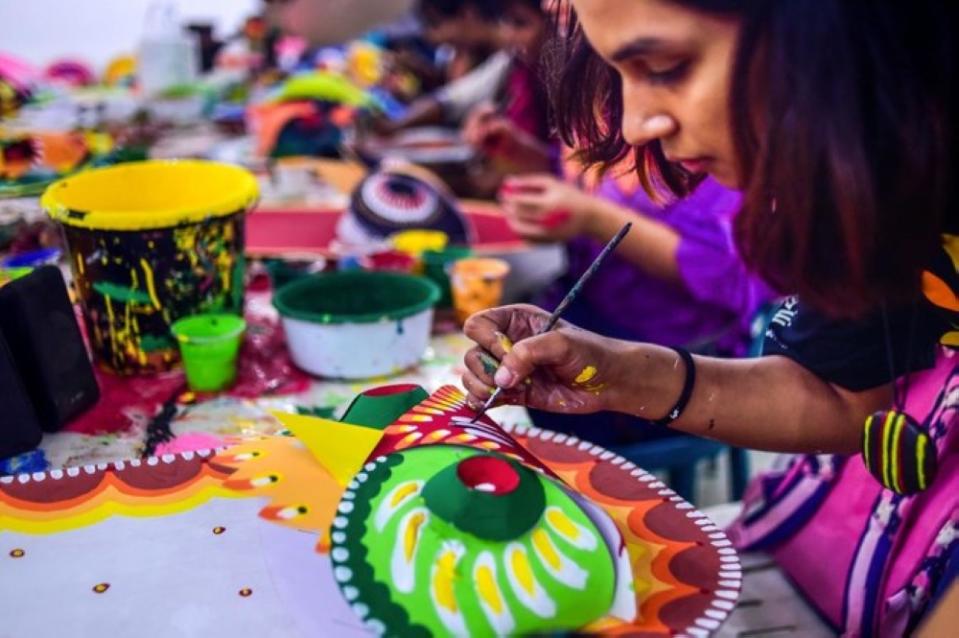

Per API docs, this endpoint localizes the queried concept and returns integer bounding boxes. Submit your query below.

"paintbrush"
[471,221,633,423]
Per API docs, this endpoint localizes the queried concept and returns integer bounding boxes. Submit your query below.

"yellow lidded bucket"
[42,160,258,375]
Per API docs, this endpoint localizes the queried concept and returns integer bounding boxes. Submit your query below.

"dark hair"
[550,1,958,318]
[509,0,547,15]
[418,0,504,22]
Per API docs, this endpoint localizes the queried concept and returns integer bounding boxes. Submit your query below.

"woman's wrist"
[603,343,687,419]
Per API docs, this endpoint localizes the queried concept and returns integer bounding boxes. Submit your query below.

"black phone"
[0,331,43,459]
[0,265,99,432]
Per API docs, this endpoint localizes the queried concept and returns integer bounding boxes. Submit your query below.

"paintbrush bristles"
[470,222,632,423]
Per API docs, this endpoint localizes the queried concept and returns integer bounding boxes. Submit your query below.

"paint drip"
[62,213,246,375]
[495,332,514,354]
[479,352,499,376]
[574,366,597,385]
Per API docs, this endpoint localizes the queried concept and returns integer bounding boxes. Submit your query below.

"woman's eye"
[647,60,690,86]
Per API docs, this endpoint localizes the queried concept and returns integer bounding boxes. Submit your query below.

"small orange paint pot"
[450,258,511,325]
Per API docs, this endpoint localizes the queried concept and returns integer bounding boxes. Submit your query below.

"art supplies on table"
[450,257,511,325]
[273,271,440,379]
[0,266,100,461]
[246,201,525,258]
[341,169,472,246]
[42,160,258,375]
[0,266,99,437]
[0,384,740,636]
[171,314,247,393]
[346,126,478,196]
[422,245,473,308]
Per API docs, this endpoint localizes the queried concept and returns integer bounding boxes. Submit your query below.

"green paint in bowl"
[273,271,440,325]
[273,272,442,379]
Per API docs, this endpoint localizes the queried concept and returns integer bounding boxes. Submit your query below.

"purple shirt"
[546,177,771,356]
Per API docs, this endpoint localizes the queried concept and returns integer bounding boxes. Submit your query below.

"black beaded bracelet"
[653,347,696,427]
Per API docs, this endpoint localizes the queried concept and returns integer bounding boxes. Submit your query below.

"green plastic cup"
[171,314,246,392]
[422,246,473,308]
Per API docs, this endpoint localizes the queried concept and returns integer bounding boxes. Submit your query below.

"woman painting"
[461,2,958,633]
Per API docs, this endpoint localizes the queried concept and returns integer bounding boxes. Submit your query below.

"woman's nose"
[620,81,677,145]
[622,112,677,147]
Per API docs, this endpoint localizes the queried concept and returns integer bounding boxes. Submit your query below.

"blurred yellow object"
[103,55,137,86]
[271,411,383,487]
[347,42,384,87]
[450,257,511,324]
[43,159,259,231]
[82,131,114,156]
[391,229,449,256]
[313,158,367,193]
[0,82,20,118]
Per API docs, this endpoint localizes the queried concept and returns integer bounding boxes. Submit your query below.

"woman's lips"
[675,158,711,173]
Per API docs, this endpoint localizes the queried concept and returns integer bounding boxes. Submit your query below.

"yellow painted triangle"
[271,411,384,487]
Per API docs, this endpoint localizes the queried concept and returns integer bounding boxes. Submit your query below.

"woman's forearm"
[606,344,892,454]
[582,197,682,284]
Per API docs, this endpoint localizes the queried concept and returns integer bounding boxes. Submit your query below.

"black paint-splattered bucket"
[42,160,258,375]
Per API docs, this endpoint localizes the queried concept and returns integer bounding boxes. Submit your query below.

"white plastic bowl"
[274,271,440,379]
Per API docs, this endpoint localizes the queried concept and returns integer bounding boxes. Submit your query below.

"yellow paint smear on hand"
[574,365,598,384]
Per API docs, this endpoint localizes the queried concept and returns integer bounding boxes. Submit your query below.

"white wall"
[0,0,260,71]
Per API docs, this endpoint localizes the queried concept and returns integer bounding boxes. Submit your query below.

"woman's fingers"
[503,173,558,191]
[462,367,495,403]
[478,120,515,156]
[462,305,542,359]
[462,304,558,387]
[465,347,498,385]
[505,215,552,241]
[501,190,551,210]
[462,366,526,410]
[511,204,553,224]
[495,331,574,390]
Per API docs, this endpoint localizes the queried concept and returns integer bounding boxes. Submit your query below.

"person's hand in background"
[462,102,552,175]
[499,174,597,242]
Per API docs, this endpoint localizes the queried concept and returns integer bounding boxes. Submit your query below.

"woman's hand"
[460,307,890,456]
[462,103,552,175]
[462,103,511,151]
[499,174,596,242]
[461,304,638,414]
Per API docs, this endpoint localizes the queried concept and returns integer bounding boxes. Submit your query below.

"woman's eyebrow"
[610,37,668,62]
